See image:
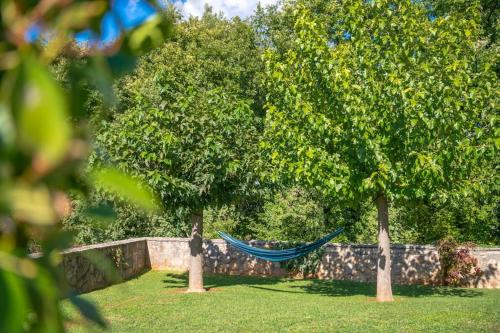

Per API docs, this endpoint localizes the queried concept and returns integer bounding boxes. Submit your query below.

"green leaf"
[56,1,107,30]
[18,56,71,166]
[84,250,122,282]
[90,167,160,212]
[69,295,107,328]
[0,270,30,333]
[83,203,117,225]
[8,185,56,225]
[126,15,172,54]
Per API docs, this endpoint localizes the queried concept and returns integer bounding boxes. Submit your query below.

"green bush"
[63,194,191,246]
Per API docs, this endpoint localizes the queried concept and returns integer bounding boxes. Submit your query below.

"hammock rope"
[218,227,344,262]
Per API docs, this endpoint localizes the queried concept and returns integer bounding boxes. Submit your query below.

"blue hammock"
[218,227,344,262]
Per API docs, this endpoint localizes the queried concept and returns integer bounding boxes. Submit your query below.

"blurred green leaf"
[69,294,107,328]
[32,267,65,332]
[87,56,117,106]
[129,15,164,51]
[57,1,108,30]
[18,56,71,166]
[81,250,122,284]
[69,295,108,328]
[0,252,37,277]
[9,185,56,225]
[125,14,173,54]
[91,167,160,212]
[0,0,172,331]
[0,270,30,333]
[83,203,117,222]
[107,52,137,78]
[0,102,15,146]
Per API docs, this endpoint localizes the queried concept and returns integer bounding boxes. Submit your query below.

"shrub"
[437,237,483,286]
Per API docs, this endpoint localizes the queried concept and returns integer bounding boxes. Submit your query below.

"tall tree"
[95,10,262,292]
[262,0,496,301]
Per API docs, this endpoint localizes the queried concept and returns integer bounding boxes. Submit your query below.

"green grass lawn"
[62,271,500,333]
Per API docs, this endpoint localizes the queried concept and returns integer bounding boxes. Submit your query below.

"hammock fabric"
[218,227,344,262]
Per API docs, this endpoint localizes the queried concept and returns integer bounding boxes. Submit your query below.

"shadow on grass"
[290,280,482,298]
[162,272,285,290]
[162,272,483,298]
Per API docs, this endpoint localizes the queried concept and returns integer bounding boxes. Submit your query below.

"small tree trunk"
[376,193,394,302]
[187,210,205,293]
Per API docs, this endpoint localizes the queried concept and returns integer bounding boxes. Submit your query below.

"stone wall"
[147,238,288,276]
[470,248,500,288]
[58,237,499,293]
[147,238,499,288]
[61,238,149,293]
[317,244,441,285]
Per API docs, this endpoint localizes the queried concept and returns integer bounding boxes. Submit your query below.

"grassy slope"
[62,271,500,333]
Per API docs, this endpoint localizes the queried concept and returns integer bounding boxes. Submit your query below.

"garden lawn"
[62,271,500,333]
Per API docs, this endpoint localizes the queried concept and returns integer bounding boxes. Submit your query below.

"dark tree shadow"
[162,272,286,290]
[161,272,483,298]
[291,280,482,297]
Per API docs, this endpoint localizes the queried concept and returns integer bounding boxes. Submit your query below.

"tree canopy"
[95,11,263,212]
[59,1,499,248]
[262,0,496,204]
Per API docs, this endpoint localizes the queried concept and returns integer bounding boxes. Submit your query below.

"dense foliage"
[92,10,262,213]
[262,0,495,203]
[62,2,498,251]
[63,196,191,245]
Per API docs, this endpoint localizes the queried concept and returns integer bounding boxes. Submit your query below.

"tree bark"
[376,193,394,302]
[187,210,205,293]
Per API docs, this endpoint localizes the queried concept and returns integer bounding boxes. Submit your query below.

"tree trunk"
[187,210,205,293]
[376,193,394,302]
